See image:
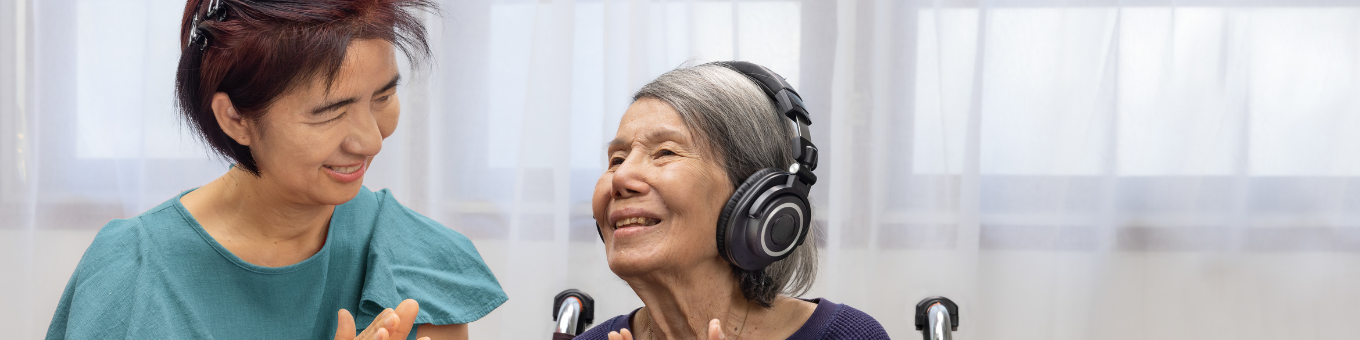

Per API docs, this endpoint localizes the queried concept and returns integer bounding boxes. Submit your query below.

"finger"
[608,331,622,340]
[375,328,388,340]
[335,309,357,340]
[417,338,430,340]
[356,308,396,340]
[392,299,421,339]
[620,328,634,340]
[708,318,726,340]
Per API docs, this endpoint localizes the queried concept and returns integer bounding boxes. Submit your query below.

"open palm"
[335,299,429,340]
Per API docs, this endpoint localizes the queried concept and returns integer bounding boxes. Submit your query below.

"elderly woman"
[45,1,504,339]
[577,62,889,340]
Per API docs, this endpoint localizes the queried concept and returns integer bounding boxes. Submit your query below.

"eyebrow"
[607,127,687,151]
[309,74,402,115]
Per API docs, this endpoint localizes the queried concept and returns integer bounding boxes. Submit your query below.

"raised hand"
[606,328,634,340]
[707,319,726,340]
[335,299,428,340]
[604,319,727,340]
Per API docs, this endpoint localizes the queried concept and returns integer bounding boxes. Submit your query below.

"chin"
[314,181,364,206]
[605,248,669,277]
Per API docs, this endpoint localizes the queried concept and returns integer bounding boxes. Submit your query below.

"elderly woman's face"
[593,98,735,276]
[244,39,399,205]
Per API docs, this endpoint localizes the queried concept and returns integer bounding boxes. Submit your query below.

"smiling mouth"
[324,164,362,174]
[614,217,661,229]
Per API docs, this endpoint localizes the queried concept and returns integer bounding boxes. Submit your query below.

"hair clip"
[187,0,227,51]
[206,0,227,21]
[187,14,205,50]
[198,31,211,51]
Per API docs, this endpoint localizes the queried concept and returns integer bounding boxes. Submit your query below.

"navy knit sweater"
[573,298,890,340]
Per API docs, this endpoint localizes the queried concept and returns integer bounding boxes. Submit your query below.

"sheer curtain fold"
[3,0,1359,339]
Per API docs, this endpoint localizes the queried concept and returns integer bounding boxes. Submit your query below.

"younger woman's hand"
[335,299,428,340]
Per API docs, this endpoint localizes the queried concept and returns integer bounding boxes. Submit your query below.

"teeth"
[326,165,361,174]
[614,217,660,228]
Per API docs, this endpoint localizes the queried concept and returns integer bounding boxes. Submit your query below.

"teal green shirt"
[46,186,507,339]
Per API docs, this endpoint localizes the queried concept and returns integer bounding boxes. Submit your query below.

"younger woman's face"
[242,39,400,206]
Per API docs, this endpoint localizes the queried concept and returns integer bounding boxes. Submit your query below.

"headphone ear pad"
[716,168,782,264]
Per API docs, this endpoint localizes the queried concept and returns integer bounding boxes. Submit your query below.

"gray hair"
[633,62,818,308]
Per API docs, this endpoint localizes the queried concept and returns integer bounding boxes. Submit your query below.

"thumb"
[335,309,357,340]
[708,319,726,340]
[392,299,421,339]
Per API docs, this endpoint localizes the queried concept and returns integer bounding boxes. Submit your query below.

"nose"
[343,106,384,157]
[610,153,650,199]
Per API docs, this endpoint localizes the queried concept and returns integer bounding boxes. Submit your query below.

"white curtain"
[4,0,1359,339]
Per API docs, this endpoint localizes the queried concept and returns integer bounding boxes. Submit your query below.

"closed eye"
[317,111,346,124]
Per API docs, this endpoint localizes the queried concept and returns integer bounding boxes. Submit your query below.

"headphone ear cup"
[716,168,782,265]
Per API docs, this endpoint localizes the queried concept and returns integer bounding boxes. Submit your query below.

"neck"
[183,166,334,266]
[216,167,334,240]
[626,259,750,340]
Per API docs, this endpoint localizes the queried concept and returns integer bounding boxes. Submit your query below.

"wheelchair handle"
[915,296,959,340]
[553,289,595,335]
[555,298,583,334]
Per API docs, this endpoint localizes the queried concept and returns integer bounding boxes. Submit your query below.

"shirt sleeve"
[46,218,141,339]
[358,189,508,326]
[46,217,212,340]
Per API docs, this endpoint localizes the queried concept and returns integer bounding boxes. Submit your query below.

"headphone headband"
[715,61,819,186]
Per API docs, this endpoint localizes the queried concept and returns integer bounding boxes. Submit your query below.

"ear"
[211,92,254,146]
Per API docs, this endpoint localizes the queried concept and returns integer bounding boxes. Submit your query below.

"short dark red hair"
[175,0,436,175]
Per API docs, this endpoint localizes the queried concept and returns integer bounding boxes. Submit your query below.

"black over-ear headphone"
[713,61,819,271]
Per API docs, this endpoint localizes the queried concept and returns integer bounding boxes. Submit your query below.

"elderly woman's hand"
[335,299,428,340]
[605,328,633,340]
[606,319,727,340]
